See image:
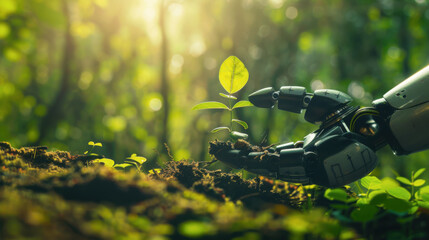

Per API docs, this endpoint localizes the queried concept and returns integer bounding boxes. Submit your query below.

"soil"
[0,140,428,239]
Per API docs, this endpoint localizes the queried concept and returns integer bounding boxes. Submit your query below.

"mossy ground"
[0,141,378,239]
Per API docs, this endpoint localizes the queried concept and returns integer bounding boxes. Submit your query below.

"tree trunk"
[159,0,170,152]
[36,0,74,144]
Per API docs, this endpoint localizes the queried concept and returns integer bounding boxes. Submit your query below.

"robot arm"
[374,65,429,155]
[211,65,429,188]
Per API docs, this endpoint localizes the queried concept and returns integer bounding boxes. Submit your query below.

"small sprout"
[85,141,103,155]
[149,168,162,174]
[124,153,147,171]
[126,153,147,165]
[192,56,253,140]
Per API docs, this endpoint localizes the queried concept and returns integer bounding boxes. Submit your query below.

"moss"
[0,141,358,239]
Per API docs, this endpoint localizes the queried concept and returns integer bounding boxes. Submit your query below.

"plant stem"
[88,146,94,155]
[411,171,415,199]
[228,97,233,131]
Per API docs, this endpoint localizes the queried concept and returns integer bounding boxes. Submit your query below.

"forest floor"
[0,141,428,239]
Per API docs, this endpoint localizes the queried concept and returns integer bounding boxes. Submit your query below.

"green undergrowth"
[0,141,356,239]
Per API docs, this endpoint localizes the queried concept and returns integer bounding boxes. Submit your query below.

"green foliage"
[324,188,349,203]
[192,56,253,140]
[325,168,429,226]
[124,153,147,172]
[89,149,147,172]
[92,158,115,167]
[192,101,229,110]
[85,141,103,155]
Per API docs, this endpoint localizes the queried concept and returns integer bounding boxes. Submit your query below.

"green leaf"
[383,198,413,213]
[419,185,429,193]
[413,179,426,187]
[94,142,102,147]
[230,131,248,140]
[84,151,88,154]
[381,177,400,190]
[179,221,215,238]
[192,101,230,110]
[416,186,429,200]
[124,161,140,169]
[232,100,253,109]
[219,93,237,99]
[232,119,248,129]
[408,206,419,215]
[356,198,369,206]
[414,168,426,179]
[350,205,378,223]
[88,141,95,146]
[421,193,429,202]
[92,158,115,167]
[396,176,412,186]
[324,188,348,202]
[219,56,249,94]
[368,190,388,205]
[417,200,429,209]
[114,163,134,169]
[211,127,230,133]
[149,169,162,174]
[386,187,411,200]
[127,154,147,164]
[360,176,382,190]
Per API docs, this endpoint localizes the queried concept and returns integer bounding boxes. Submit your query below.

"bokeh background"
[1,0,429,177]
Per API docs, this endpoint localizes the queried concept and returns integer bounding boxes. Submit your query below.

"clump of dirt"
[0,141,101,170]
[209,139,268,156]
[160,160,306,210]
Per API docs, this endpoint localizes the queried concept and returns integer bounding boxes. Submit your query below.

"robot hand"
[212,65,429,188]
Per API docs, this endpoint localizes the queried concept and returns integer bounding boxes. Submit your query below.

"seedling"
[84,141,103,155]
[122,153,147,172]
[91,153,147,172]
[149,168,162,175]
[192,56,253,140]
